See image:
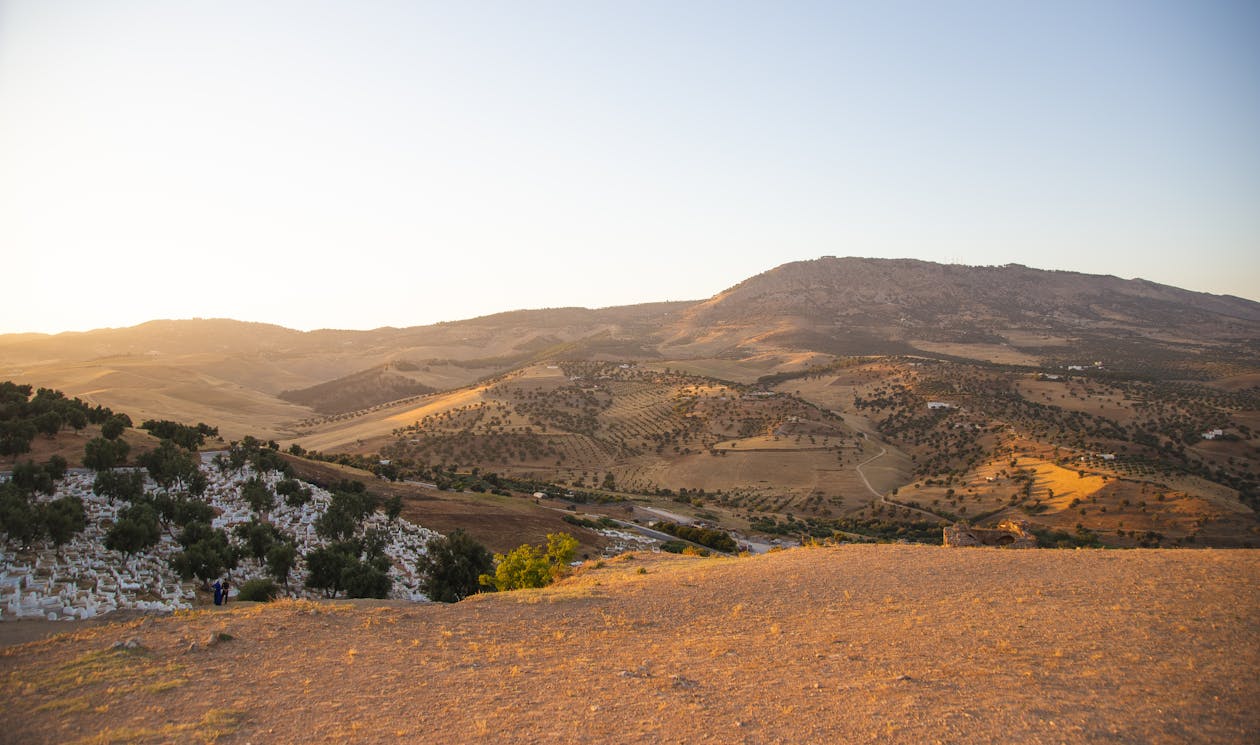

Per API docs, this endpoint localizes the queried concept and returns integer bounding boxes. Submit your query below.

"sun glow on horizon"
[1,1,1257,336]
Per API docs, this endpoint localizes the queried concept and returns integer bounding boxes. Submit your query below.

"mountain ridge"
[2,256,1257,440]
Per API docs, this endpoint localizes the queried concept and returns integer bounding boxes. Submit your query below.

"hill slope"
[1,545,1256,744]
[3,258,1256,438]
[663,257,1260,359]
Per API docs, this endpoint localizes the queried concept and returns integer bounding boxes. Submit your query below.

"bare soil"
[2,545,1256,744]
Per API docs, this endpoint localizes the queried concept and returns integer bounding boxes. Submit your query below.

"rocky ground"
[1,544,1256,744]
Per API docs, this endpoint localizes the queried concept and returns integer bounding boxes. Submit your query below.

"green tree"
[10,460,54,495]
[304,538,392,599]
[0,482,42,546]
[93,470,146,502]
[137,439,206,495]
[266,540,298,588]
[33,411,63,437]
[275,478,312,507]
[384,494,403,523]
[341,558,392,599]
[105,503,161,556]
[241,477,275,515]
[233,519,282,560]
[41,496,86,546]
[84,437,130,471]
[171,497,215,527]
[140,419,209,450]
[304,544,353,598]
[416,529,493,602]
[170,522,238,585]
[44,455,68,481]
[170,538,236,586]
[0,420,36,456]
[100,415,128,440]
[315,487,379,542]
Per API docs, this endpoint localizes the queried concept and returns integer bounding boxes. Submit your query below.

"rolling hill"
[3,257,1257,547]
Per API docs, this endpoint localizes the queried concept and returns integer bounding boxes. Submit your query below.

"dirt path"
[854,437,888,499]
[853,434,943,522]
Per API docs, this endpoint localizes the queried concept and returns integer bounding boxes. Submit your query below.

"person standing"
[213,580,223,606]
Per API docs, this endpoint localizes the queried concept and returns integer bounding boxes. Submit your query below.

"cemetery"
[1,455,440,621]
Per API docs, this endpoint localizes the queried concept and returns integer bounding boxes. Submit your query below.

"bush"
[480,532,578,591]
[236,578,279,602]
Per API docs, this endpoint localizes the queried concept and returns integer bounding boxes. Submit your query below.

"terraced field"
[352,363,878,508]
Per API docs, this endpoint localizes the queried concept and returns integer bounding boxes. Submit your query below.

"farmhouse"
[927,401,955,410]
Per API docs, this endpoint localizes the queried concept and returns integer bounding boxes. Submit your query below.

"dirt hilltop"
[2,545,1257,744]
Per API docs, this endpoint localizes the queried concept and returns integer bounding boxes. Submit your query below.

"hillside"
[2,545,1256,744]
[4,259,1257,441]
[278,362,437,414]
[673,257,1260,352]
[282,354,1258,548]
[3,257,1257,547]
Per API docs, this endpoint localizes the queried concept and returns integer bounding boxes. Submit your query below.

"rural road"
[854,434,941,521]
[854,436,888,500]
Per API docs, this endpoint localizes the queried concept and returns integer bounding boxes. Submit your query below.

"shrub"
[236,578,279,602]
[480,532,578,591]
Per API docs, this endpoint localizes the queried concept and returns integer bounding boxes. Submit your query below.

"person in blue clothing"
[213,579,223,606]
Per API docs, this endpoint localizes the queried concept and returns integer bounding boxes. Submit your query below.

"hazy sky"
[2,1,1257,335]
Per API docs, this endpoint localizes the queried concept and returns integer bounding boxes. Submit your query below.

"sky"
[1,1,1257,335]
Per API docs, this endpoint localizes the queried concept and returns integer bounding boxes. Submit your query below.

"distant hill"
[2,257,1257,436]
[280,362,438,414]
[662,257,1260,357]
[2,257,1257,547]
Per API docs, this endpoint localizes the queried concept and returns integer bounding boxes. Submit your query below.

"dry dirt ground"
[2,545,1257,744]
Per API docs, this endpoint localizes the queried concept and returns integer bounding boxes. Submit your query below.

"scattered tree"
[416,529,493,602]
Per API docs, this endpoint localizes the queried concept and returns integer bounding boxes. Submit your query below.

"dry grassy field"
[2,545,1256,744]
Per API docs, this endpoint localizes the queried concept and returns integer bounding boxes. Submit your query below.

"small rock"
[670,675,699,690]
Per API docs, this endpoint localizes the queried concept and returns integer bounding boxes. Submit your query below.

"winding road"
[853,433,942,521]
